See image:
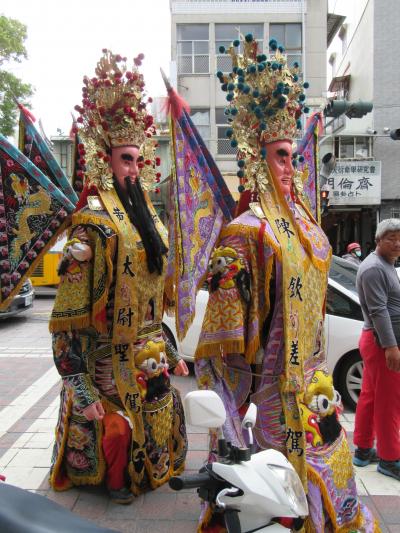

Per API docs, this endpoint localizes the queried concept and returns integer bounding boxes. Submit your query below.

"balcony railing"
[171,0,306,14]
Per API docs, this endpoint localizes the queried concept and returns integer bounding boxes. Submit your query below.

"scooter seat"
[0,483,116,533]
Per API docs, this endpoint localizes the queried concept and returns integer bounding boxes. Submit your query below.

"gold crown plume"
[72,50,158,190]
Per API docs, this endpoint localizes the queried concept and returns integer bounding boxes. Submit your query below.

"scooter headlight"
[268,464,308,517]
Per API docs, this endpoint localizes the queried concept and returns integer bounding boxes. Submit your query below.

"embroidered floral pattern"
[66,449,90,470]
[67,425,91,451]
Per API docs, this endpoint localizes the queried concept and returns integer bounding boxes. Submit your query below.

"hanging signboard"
[327,160,381,205]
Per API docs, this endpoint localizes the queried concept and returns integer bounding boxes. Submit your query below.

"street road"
[0,296,398,532]
[0,295,203,532]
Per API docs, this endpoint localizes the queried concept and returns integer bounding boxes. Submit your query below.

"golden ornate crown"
[75,49,155,150]
[72,50,159,190]
[217,35,309,192]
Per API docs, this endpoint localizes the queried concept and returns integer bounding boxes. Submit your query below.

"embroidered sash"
[99,188,146,492]
[257,168,331,489]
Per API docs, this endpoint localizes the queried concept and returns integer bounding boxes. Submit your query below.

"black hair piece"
[319,412,342,445]
[113,176,168,275]
[145,374,170,401]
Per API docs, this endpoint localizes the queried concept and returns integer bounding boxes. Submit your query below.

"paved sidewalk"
[0,299,399,532]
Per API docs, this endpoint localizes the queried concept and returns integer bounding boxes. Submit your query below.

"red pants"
[102,413,131,490]
[354,329,400,461]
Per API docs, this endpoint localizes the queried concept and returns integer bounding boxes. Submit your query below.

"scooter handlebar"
[169,472,211,491]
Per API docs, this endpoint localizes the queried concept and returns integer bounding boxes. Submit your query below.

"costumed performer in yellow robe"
[49,50,189,504]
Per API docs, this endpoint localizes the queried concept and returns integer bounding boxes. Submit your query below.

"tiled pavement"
[0,297,399,532]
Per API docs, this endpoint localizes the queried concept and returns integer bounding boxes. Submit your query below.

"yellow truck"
[31,237,66,287]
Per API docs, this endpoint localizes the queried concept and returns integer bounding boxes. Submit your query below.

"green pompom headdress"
[217,35,310,193]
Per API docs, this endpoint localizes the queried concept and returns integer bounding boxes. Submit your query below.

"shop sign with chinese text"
[327,161,381,205]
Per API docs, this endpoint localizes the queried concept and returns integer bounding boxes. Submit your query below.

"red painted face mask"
[110,145,140,191]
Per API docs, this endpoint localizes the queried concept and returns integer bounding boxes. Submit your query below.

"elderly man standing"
[354,219,400,481]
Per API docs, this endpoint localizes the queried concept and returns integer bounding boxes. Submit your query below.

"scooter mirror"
[184,390,226,428]
[241,402,257,429]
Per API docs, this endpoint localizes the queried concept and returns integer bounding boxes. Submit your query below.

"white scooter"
[169,390,308,533]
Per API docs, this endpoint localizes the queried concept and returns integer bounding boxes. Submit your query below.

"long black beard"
[113,176,168,275]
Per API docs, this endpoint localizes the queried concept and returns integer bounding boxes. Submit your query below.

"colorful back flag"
[297,112,324,221]
[165,87,235,340]
[0,135,75,310]
[18,105,78,206]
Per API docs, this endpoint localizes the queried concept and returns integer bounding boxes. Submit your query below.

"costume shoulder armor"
[72,200,116,239]
[234,208,262,225]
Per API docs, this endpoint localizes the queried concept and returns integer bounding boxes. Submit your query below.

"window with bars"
[334,136,373,160]
[59,142,69,175]
[269,23,302,69]
[190,108,210,147]
[177,24,209,74]
[215,23,264,72]
[216,108,236,155]
[391,208,400,219]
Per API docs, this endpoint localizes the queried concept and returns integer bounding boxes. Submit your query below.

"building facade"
[170,0,327,197]
[324,0,400,255]
[50,135,74,179]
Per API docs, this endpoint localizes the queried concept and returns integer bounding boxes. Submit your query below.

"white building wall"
[327,0,400,217]
[373,0,400,210]
[171,0,327,194]
[326,0,374,135]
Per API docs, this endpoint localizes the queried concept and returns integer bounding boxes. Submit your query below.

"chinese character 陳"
[275,218,294,239]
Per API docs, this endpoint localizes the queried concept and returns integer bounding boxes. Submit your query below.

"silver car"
[0,279,35,319]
